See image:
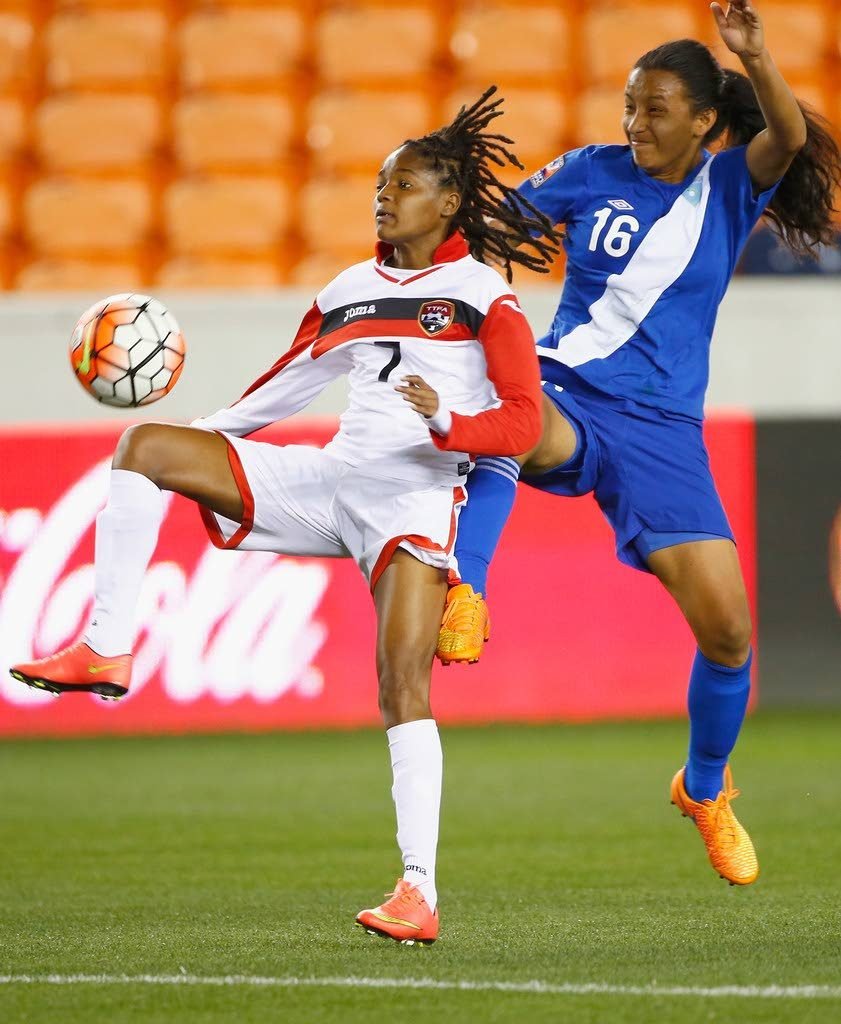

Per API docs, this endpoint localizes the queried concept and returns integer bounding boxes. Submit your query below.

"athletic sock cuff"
[696,648,753,676]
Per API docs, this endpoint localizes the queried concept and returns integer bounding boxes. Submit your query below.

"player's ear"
[441,190,462,218]
[695,106,717,139]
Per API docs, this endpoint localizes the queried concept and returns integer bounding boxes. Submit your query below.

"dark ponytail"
[636,39,841,258]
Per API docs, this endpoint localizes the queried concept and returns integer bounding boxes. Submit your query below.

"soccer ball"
[69,293,186,408]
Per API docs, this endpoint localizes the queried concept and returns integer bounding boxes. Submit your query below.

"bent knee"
[697,607,752,667]
[377,659,432,727]
[112,423,170,482]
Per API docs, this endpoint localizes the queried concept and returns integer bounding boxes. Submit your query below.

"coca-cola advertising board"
[0,416,756,737]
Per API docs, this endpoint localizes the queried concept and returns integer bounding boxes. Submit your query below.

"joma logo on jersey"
[418,300,455,336]
[608,199,634,211]
[343,304,376,323]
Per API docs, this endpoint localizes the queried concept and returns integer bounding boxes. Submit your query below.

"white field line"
[0,975,840,1000]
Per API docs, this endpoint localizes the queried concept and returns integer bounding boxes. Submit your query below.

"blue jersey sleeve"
[709,144,780,238]
[516,147,591,226]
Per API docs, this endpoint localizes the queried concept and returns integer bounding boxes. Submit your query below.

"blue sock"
[685,648,752,802]
[454,457,520,595]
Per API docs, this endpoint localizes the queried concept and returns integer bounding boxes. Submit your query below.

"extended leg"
[649,539,758,885]
[10,424,241,699]
[438,394,578,665]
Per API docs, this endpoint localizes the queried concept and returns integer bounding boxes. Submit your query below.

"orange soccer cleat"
[671,765,759,886]
[356,879,439,945]
[436,583,490,666]
[9,641,132,702]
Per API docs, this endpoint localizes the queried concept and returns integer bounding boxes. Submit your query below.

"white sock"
[387,718,442,912]
[83,469,165,657]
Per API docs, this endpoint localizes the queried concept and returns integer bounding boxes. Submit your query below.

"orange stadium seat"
[450,3,571,83]
[0,11,34,91]
[290,251,370,288]
[0,96,26,163]
[16,256,146,292]
[52,0,169,6]
[35,94,163,172]
[575,88,627,147]
[178,8,306,89]
[583,2,700,86]
[307,89,434,171]
[784,79,833,121]
[300,175,377,255]
[164,176,291,254]
[0,180,12,239]
[315,6,439,85]
[45,9,170,90]
[23,177,152,254]
[445,86,568,170]
[173,94,295,172]
[155,256,285,289]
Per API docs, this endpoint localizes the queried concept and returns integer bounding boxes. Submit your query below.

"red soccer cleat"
[10,641,132,702]
[356,879,439,945]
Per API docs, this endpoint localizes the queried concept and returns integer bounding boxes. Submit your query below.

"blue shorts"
[524,377,733,573]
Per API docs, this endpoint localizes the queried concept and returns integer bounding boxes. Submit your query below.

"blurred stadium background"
[0,0,839,289]
[1,5,841,1019]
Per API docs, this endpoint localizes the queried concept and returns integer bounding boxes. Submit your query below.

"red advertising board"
[0,416,756,736]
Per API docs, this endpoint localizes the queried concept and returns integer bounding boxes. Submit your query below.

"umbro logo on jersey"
[608,199,635,210]
[343,304,376,323]
[418,300,455,336]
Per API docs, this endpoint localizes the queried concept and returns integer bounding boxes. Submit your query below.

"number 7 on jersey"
[375,341,402,382]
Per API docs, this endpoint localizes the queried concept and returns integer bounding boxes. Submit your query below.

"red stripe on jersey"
[314,318,474,351]
[236,302,324,402]
[374,264,446,287]
[198,433,256,549]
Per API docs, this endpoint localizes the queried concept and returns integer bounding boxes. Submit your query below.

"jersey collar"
[374,231,470,285]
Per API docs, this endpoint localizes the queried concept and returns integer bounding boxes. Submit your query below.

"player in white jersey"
[11,90,560,944]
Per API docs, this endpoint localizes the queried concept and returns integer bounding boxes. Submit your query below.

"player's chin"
[629,145,659,171]
[375,216,399,241]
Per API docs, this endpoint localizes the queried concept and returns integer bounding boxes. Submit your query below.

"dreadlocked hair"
[402,86,561,281]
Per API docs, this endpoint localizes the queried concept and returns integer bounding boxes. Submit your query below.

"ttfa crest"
[417,300,455,337]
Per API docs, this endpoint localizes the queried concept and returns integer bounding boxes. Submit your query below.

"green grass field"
[1,712,840,1023]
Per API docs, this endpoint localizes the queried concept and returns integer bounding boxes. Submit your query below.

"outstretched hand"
[395,375,440,418]
[710,1,765,60]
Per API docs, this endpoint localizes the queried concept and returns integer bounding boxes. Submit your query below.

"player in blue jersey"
[437,1,841,886]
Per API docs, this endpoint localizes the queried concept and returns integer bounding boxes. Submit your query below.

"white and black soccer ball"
[70,293,186,408]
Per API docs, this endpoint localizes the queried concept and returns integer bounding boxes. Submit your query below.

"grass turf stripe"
[1,976,840,1000]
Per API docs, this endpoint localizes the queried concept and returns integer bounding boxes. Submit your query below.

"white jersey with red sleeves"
[194,233,542,485]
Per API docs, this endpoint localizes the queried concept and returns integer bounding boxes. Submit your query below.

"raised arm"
[711,0,807,189]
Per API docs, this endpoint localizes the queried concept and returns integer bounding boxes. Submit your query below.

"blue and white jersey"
[519,144,780,419]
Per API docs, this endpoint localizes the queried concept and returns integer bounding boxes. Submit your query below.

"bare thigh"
[648,539,752,667]
[113,422,243,523]
[519,394,579,474]
[373,548,448,729]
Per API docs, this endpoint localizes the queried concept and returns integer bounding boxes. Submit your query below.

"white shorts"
[199,434,466,590]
